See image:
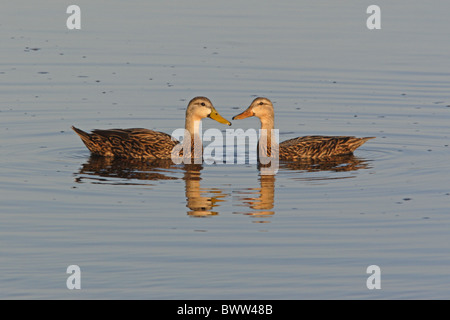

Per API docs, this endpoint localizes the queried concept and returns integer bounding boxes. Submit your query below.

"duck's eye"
[201,102,206,106]
[259,102,264,105]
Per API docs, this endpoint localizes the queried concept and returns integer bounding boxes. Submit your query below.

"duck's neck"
[260,116,275,145]
[185,114,203,160]
[185,114,202,142]
[260,116,274,131]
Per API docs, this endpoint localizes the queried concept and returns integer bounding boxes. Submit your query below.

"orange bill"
[232,107,254,120]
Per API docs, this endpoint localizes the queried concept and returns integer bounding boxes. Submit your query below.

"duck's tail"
[72,125,99,154]
[72,126,91,143]
[349,136,375,152]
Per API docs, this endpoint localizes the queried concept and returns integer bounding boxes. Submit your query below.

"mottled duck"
[72,96,231,160]
[232,97,374,160]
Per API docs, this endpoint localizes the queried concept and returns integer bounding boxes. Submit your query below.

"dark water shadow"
[75,156,179,183]
[277,154,373,181]
[278,154,373,173]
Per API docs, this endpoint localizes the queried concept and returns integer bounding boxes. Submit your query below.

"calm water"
[1,1,450,299]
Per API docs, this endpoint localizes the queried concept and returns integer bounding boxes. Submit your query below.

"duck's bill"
[232,108,253,120]
[209,108,232,126]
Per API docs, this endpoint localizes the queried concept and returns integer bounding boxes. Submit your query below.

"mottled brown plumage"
[72,97,231,160]
[233,97,375,161]
[72,127,178,159]
[278,135,374,160]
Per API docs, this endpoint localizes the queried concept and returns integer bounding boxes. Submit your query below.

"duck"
[232,97,374,160]
[72,96,231,160]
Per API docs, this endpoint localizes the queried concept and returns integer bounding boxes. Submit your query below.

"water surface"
[1,1,450,299]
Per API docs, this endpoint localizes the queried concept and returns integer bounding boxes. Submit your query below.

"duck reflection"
[74,156,226,217]
[234,154,372,220]
[182,164,227,217]
[233,174,275,220]
[74,154,372,219]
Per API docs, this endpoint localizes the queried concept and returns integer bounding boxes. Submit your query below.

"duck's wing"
[279,135,374,160]
[72,126,179,159]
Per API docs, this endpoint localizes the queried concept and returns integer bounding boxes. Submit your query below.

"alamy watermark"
[66,5,81,30]
[366,5,381,30]
[170,125,279,175]
[67,5,381,31]
[65,263,382,292]
[366,265,381,290]
[66,265,81,289]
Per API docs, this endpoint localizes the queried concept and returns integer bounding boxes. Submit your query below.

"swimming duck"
[72,96,231,160]
[232,97,374,160]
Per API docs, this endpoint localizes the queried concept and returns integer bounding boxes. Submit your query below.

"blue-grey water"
[1,1,450,299]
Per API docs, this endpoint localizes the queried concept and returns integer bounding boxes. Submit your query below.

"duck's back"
[279,135,374,160]
[72,126,178,159]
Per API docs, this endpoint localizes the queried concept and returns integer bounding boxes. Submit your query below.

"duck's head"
[187,96,231,126]
[232,97,274,122]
